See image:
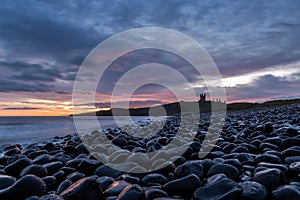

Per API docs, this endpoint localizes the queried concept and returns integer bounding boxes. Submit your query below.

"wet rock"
[43,161,64,174]
[254,168,288,190]
[255,153,281,163]
[264,122,274,134]
[289,161,300,173]
[0,174,16,190]
[194,178,242,200]
[39,194,64,200]
[285,156,300,164]
[206,173,227,184]
[207,163,239,179]
[56,180,72,194]
[257,162,288,173]
[60,177,104,200]
[144,188,168,200]
[234,153,255,165]
[104,181,131,197]
[41,176,56,189]
[142,173,168,186]
[286,127,299,137]
[20,164,48,177]
[163,174,201,194]
[119,174,140,184]
[33,154,55,165]
[25,196,39,200]
[97,176,114,191]
[263,137,282,146]
[77,159,100,175]
[239,181,267,200]
[66,172,85,183]
[4,158,32,177]
[0,175,46,200]
[94,165,124,178]
[174,161,203,178]
[117,184,143,200]
[231,145,249,153]
[281,138,300,150]
[282,146,300,157]
[272,185,300,199]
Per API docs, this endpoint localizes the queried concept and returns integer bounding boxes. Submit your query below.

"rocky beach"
[0,103,300,200]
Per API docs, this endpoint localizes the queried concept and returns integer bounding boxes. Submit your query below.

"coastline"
[0,103,299,199]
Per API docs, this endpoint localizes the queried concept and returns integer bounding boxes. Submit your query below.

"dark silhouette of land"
[72,96,300,116]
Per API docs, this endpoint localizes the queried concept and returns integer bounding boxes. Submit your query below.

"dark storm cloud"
[2,107,38,110]
[0,79,52,92]
[0,0,299,102]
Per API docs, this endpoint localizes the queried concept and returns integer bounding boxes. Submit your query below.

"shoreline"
[0,103,299,199]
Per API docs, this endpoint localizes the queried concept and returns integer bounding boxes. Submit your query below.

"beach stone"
[41,176,56,189]
[97,176,114,191]
[33,154,55,165]
[20,164,48,177]
[28,150,48,159]
[264,137,282,146]
[206,173,227,184]
[4,148,20,156]
[25,196,39,200]
[174,161,203,178]
[194,178,242,200]
[234,153,255,165]
[39,194,64,200]
[56,180,72,194]
[77,159,100,175]
[285,156,300,164]
[254,168,288,190]
[282,146,300,157]
[231,145,249,153]
[75,143,89,154]
[223,159,242,169]
[272,185,300,199]
[256,153,281,163]
[258,162,288,173]
[4,158,32,177]
[207,163,239,179]
[0,175,46,200]
[94,165,124,178]
[0,174,16,189]
[264,122,273,133]
[289,161,300,173]
[60,167,76,175]
[141,173,168,186]
[66,172,85,182]
[119,174,140,184]
[286,127,299,137]
[60,177,104,200]
[65,158,84,168]
[281,138,300,150]
[43,161,64,174]
[239,181,267,200]
[163,174,201,194]
[53,170,65,181]
[104,181,131,197]
[117,184,143,200]
[112,137,127,147]
[144,188,168,200]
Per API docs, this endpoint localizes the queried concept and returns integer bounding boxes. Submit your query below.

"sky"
[0,0,300,116]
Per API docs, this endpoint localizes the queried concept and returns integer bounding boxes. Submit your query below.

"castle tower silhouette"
[199,93,206,104]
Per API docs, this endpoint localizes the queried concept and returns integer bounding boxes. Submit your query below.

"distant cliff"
[71,98,300,116]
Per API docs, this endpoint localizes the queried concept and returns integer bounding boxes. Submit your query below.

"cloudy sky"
[0,0,300,116]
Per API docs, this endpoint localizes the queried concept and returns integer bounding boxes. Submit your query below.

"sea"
[0,116,157,147]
